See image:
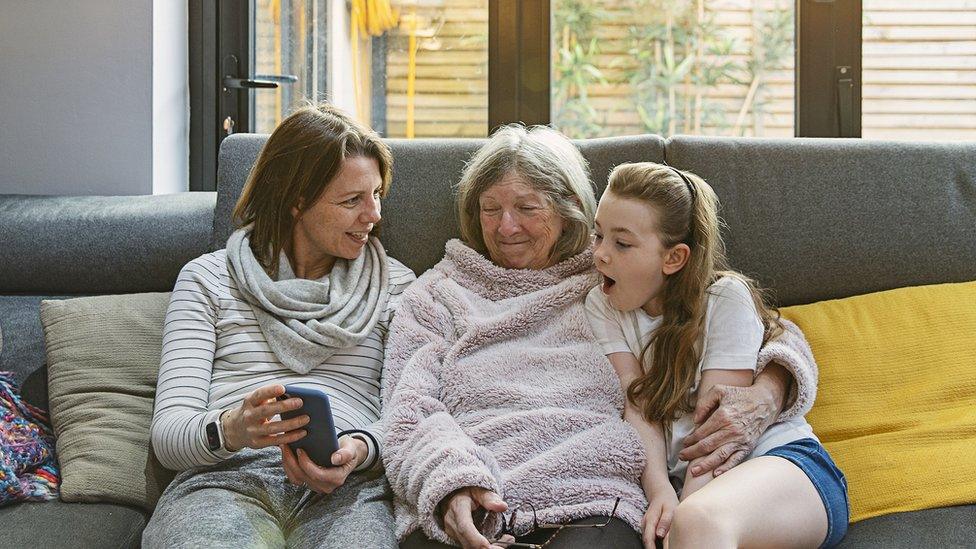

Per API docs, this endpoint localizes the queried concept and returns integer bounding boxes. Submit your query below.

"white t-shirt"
[585,276,817,490]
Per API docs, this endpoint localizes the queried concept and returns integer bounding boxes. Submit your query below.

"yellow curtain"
[349,0,399,123]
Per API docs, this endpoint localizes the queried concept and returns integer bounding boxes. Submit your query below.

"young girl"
[585,163,848,548]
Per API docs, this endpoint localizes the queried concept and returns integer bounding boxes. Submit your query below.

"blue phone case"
[278,385,340,467]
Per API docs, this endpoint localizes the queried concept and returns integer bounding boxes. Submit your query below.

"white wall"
[153,0,189,195]
[329,0,358,118]
[0,1,188,196]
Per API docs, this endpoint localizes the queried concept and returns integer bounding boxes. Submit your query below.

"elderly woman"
[383,125,817,549]
[142,104,415,548]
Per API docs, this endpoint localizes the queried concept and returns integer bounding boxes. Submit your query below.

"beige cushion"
[41,292,175,510]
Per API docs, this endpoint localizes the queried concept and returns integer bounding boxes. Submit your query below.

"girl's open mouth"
[602,274,616,293]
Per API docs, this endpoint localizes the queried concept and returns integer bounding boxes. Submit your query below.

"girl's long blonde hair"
[606,162,783,423]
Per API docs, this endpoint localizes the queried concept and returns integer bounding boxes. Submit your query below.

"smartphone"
[278,385,340,468]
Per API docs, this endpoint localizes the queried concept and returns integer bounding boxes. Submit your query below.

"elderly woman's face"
[479,173,563,270]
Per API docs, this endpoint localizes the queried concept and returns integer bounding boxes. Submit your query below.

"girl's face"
[592,191,686,316]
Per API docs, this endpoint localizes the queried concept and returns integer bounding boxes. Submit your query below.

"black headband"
[664,162,696,203]
[663,162,696,245]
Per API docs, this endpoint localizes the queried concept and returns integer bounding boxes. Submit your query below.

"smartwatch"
[206,412,227,452]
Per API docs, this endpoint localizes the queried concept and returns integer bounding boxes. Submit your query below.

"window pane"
[253,0,319,134]
[550,0,795,139]
[253,0,488,137]
[862,0,976,141]
[383,0,488,137]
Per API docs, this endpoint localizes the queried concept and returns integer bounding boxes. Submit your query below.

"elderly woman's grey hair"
[456,124,597,265]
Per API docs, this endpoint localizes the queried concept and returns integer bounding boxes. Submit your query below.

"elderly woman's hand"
[440,487,508,549]
[221,384,309,452]
[677,379,782,477]
[279,435,365,494]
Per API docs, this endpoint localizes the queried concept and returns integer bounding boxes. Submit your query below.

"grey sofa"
[1,134,974,548]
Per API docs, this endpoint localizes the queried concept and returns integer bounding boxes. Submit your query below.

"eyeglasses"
[486,497,621,549]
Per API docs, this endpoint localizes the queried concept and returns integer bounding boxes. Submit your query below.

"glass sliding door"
[550,0,796,139]
[252,0,490,137]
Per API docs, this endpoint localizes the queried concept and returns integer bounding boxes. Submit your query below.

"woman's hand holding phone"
[220,384,310,451]
[280,435,367,494]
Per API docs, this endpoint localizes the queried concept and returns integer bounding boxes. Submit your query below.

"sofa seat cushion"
[41,293,175,511]
[0,500,145,548]
[839,504,976,548]
[782,280,976,523]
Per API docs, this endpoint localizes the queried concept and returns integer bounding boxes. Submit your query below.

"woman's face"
[479,173,564,270]
[290,155,383,276]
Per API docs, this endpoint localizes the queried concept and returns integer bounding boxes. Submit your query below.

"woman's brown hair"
[606,162,783,423]
[232,102,393,278]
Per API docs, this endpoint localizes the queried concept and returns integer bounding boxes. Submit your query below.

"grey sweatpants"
[142,447,397,549]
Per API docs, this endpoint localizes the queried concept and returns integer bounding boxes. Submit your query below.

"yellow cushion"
[781,280,976,523]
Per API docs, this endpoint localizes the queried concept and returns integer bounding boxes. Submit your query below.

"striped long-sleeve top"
[150,249,415,471]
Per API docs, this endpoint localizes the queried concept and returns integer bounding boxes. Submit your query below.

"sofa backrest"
[0,193,216,294]
[3,134,973,411]
[212,133,667,275]
[666,136,976,306]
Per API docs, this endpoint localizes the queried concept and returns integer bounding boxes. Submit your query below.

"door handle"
[223,77,278,89]
[221,55,298,90]
[254,74,299,84]
[222,74,299,89]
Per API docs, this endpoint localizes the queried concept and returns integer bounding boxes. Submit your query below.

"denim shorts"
[764,438,849,548]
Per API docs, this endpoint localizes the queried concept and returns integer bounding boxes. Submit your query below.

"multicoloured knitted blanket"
[0,372,59,506]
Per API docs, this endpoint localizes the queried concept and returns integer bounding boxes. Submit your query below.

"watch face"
[206,421,221,451]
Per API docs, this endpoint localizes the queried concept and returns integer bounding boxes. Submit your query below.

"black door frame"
[488,0,551,133]
[189,0,251,192]
[796,0,862,137]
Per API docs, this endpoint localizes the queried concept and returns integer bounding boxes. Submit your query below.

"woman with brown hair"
[143,103,414,548]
